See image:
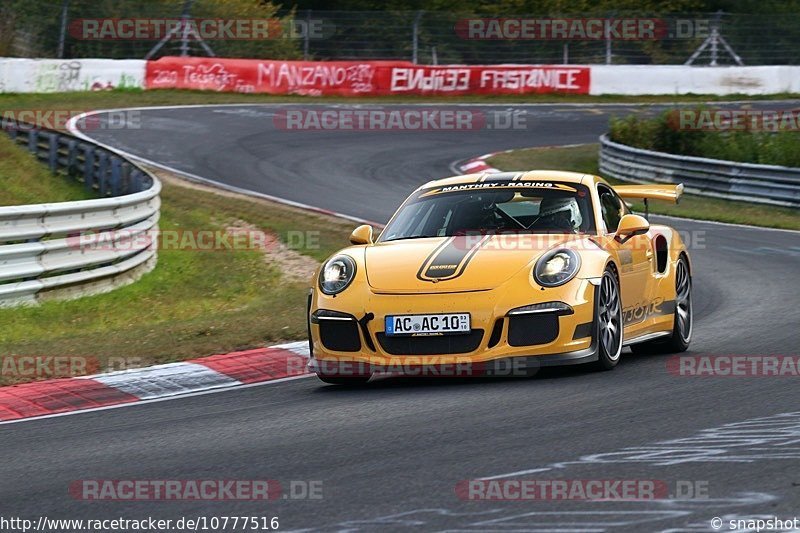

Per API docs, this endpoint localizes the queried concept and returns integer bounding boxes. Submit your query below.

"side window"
[598,186,624,233]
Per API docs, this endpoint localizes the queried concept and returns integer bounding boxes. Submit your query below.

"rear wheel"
[593,269,623,370]
[316,374,372,386]
[630,255,692,355]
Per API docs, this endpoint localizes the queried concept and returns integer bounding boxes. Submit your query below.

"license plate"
[385,313,470,336]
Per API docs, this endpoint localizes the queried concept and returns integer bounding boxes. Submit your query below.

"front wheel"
[316,374,372,386]
[593,269,623,371]
[631,255,692,355]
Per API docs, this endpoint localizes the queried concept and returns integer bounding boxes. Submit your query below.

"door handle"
[645,250,654,260]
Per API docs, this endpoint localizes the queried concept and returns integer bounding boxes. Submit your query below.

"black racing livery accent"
[660,299,677,315]
[487,318,504,348]
[622,298,676,326]
[358,313,376,352]
[417,235,489,282]
[572,321,594,340]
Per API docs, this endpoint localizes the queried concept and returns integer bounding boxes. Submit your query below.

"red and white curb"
[0,342,310,423]
[456,152,503,175]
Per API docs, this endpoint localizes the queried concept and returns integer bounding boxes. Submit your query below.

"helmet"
[538,197,583,231]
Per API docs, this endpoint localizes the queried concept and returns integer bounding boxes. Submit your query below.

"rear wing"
[611,184,684,204]
[612,183,683,219]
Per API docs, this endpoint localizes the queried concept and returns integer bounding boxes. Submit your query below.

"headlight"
[534,249,581,287]
[319,255,356,295]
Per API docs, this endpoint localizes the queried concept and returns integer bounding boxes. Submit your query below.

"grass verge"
[0,163,356,386]
[0,134,93,205]
[488,144,800,231]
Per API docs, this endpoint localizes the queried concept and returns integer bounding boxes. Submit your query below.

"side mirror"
[615,214,650,242]
[349,224,374,245]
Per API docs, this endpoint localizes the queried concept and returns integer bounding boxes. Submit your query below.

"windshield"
[379,181,596,242]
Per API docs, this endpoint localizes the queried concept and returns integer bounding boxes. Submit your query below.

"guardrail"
[0,123,161,307]
[599,134,800,208]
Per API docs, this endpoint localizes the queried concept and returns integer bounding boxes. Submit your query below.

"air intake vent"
[487,319,504,348]
[507,314,559,347]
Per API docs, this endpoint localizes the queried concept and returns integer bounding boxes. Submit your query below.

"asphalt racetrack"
[1,103,798,532]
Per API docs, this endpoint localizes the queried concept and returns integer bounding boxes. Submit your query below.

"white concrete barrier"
[0,58,145,93]
[590,65,800,95]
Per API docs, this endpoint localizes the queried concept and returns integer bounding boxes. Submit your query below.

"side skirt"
[624,330,672,346]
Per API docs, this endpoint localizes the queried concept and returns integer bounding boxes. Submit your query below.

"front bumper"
[308,278,598,376]
[307,342,598,377]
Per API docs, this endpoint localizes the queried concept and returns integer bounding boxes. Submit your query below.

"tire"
[316,374,372,386]
[630,255,692,355]
[592,268,623,371]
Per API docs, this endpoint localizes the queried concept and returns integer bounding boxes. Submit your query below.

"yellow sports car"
[307,171,692,384]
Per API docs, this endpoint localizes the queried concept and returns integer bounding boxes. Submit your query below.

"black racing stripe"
[417,235,489,282]
[416,237,455,281]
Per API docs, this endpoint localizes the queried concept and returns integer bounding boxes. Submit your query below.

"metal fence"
[0,123,161,307]
[599,134,800,208]
[2,1,799,65]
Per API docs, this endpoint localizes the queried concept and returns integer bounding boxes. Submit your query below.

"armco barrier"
[599,134,800,207]
[0,123,160,307]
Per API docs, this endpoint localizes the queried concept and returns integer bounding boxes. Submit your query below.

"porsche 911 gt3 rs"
[307,171,692,384]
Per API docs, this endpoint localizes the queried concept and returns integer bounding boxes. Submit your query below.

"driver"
[537,196,583,232]
[450,192,512,234]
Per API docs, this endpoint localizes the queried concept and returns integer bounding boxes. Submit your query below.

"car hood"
[365,234,581,293]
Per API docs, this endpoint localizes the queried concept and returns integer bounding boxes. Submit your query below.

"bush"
[608,109,800,167]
